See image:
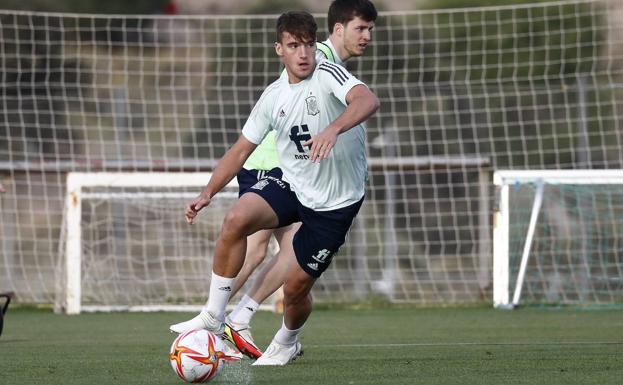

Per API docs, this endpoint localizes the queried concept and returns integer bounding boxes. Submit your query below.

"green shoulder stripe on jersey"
[317,41,336,63]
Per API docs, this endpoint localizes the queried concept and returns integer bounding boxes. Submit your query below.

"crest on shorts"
[305,96,319,116]
[311,249,332,263]
[251,179,269,191]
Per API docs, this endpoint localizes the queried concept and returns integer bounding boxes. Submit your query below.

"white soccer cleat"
[170,311,261,359]
[222,343,244,361]
[169,310,225,335]
[222,323,263,359]
[251,339,302,366]
[225,318,258,348]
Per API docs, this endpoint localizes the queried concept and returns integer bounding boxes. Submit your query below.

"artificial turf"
[1,306,621,384]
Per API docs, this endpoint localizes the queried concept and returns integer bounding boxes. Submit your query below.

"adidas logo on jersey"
[279,109,286,117]
[307,262,319,271]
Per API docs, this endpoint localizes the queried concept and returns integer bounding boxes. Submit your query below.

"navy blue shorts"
[243,169,364,278]
[236,167,281,197]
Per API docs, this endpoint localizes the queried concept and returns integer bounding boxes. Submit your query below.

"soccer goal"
[56,172,268,314]
[493,170,623,308]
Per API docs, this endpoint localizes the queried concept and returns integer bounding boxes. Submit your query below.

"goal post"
[57,172,247,314]
[493,169,623,308]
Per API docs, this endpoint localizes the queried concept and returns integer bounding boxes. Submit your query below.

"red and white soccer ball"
[169,329,227,383]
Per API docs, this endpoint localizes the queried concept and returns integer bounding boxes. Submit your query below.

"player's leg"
[282,264,316,329]
[228,223,299,326]
[223,227,283,356]
[211,192,279,277]
[228,168,275,297]
[172,170,300,359]
[253,198,364,366]
[226,222,300,347]
[169,192,278,334]
[251,235,320,366]
[230,228,273,296]
[171,167,269,329]
[252,263,313,366]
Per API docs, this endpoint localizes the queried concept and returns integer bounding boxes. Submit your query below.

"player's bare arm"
[305,84,379,162]
[185,136,257,224]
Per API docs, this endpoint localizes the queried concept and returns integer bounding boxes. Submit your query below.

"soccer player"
[172,10,379,365]
[225,0,377,346]
[171,0,377,353]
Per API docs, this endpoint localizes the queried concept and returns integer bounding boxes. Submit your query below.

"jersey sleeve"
[241,87,274,145]
[317,61,365,106]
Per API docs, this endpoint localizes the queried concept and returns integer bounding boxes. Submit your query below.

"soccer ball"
[169,329,227,383]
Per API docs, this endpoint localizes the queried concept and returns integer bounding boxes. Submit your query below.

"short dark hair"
[276,11,317,43]
[327,0,378,34]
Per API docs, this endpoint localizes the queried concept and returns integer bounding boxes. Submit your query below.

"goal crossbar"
[494,170,623,186]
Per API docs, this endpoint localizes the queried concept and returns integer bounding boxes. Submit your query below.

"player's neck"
[327,35,350,63]
[286,72,310,85]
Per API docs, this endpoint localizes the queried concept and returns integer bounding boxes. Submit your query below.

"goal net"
[493,170,623,308]
[1,0,622,311]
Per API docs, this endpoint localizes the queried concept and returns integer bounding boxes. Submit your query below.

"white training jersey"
[242,59,368,211]
[243,39,343,172]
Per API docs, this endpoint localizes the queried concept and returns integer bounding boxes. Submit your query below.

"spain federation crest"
[305,96,319,116]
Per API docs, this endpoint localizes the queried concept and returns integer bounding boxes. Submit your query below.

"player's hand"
[304,128,338,163]
[185,191,211,224]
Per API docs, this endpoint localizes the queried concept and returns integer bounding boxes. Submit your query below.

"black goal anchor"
[0,292,14,337]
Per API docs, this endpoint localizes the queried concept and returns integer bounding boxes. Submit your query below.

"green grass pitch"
[1,307,622,384]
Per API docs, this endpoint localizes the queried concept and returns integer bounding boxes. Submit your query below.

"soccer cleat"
[251,339,302,366]
[169,310,224,335]
[170,311,261,359]
[222,343,244,361]
[222,323,263,359]
[225,318,259,351]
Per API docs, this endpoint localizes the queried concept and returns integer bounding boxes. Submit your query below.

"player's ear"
[274,41,283,57]
[334,22,344,37]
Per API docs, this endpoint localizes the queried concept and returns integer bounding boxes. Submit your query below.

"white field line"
[306,341,623,348]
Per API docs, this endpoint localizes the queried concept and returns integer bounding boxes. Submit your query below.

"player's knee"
[283,280,309,304]
[283,290,312,310]
[221,209,252,237]
[246,234,270,263]
[245,247,267,267]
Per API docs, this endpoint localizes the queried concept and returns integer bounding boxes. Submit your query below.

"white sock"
[229,295,260,326]
[274,319,304,346]
[203,272,235,322]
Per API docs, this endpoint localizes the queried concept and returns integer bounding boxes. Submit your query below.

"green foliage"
[244,0,306,15]
[360,1,611,165]
[0,0,170,14]
[369,2,604,84]
[419,0,579,10]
